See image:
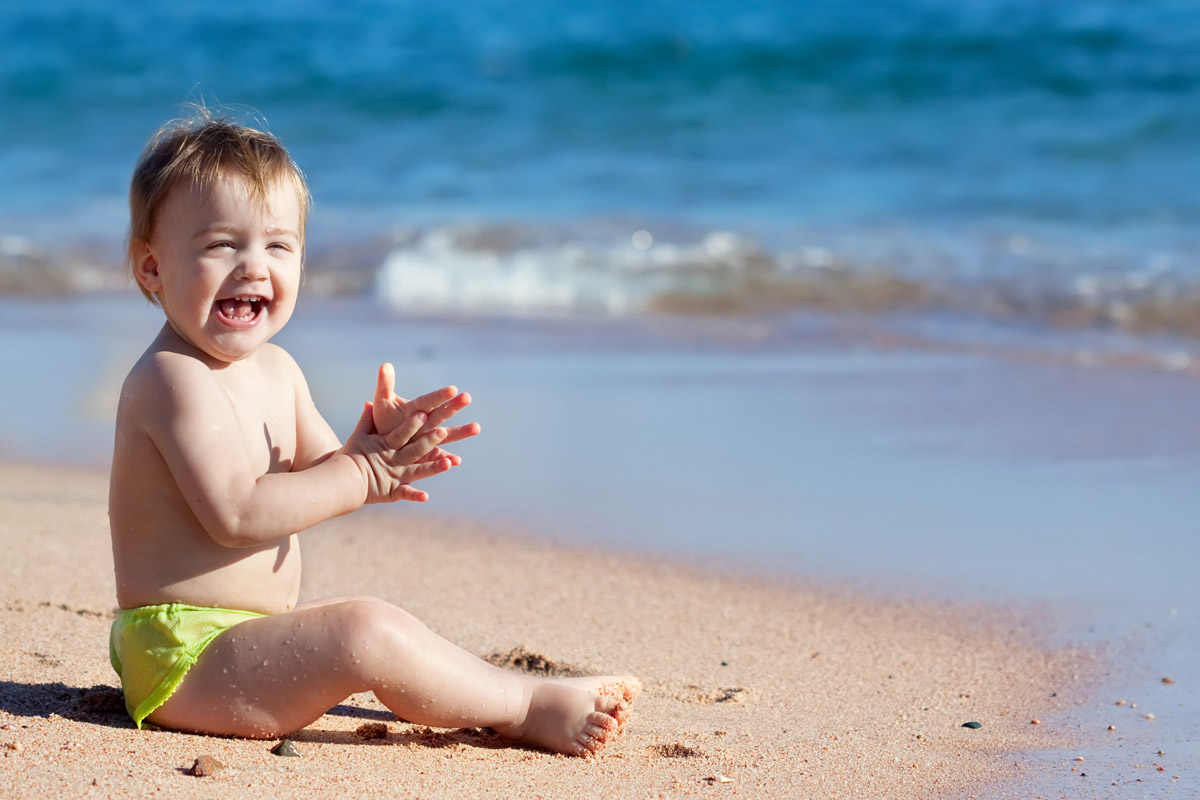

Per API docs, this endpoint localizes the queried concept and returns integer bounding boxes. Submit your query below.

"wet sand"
[2,294,1197,796]
[1,461,1110,799]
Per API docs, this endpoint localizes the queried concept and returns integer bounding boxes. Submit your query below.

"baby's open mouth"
[216,295,268,323]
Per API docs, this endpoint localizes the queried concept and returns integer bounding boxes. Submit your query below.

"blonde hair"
[127,109,312,303]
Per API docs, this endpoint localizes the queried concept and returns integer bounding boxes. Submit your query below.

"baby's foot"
[494,683,626,757]
[552,675,642,727]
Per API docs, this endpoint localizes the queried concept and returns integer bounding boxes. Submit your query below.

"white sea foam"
[372,227,774,316]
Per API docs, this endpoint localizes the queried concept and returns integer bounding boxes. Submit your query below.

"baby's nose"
[235,253,270,280]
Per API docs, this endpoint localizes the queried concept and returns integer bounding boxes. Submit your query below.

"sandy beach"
[1,460,1116,799]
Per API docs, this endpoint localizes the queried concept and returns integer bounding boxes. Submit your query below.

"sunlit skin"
[110,173,639,754]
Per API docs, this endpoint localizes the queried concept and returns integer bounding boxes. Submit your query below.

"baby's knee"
[332,597,422,645]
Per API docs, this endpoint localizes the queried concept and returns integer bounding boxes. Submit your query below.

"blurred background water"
[4,0,1200,340]
[2,1,1198,793]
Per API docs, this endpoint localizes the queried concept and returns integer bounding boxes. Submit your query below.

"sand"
[0,461,1101,799]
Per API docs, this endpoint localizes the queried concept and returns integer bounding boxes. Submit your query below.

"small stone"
[4,741,23,754]
[188,755,223,777]
[1116,700,1126,706]
[961,721,982,729]
[354,722,389,740]
[702,774,734,784]
[270,739,301,757]
[1144,713,1156,721]
[1075,757,1085,762]
[1107,725,1116,731]
[1162,677,1175,684]
[1030,719,1040,725]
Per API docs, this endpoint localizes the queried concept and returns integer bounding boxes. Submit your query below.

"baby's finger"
[423,392,472,429]
[438,421,481,444]
[402,456,455,483]
[407,386,458,416]
[374,363,397,410]
[397,427,448,465]
[383,411,427,449]
[416,446,461,466]
[391,484,429,503]
[350,402,376,438]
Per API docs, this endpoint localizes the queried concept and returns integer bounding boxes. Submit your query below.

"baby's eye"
[207,240,235,249]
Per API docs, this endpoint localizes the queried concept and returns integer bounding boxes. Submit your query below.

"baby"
[107,112,638,756]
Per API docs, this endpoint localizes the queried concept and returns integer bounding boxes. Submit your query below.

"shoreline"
[2,294,1196,796]
[1,460,1118,799]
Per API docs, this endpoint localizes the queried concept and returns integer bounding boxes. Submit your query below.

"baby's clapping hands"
[363,362,480,502]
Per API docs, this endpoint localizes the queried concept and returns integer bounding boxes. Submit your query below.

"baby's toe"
[583,718,613,741]
[579,731,606,755]
[590,707,621,736]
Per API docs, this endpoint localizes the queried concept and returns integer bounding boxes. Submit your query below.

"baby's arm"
[139,352,443,547]
[372,362,481,467]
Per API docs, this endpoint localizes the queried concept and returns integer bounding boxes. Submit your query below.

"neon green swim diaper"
[109,603,266,728]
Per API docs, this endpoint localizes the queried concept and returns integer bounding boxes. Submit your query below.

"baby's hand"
[342,403,451,504]
[372,363,480,467]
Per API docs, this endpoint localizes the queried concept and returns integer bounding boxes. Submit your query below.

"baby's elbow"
[205,512,260,548]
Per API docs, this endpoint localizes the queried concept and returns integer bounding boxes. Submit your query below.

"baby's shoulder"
[254,342,308,389]
[256,341,302,372]
[124,344,214,395]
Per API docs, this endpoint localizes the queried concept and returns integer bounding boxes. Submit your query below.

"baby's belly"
[115,535,302,615]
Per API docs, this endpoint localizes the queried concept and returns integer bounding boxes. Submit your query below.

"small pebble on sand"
[1144,713,1155,721]
[961,721,982,729]
[188,755,223,777]
[1107,725,1116,731]
[271,739,301,757]
[1030,719,1040,725]
[1116,700,1126,706]
[702,774,734,784]
[4,741,23,753]
[1162,677,1175,684]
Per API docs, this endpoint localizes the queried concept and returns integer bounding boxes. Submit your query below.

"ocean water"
[2,2,1199,794]
[4,0,1200,340]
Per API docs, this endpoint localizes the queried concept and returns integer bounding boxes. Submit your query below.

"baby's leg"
[292,596,641,722]
[149,598,631,755]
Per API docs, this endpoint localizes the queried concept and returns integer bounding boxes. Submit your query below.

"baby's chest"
[232,398,299,475]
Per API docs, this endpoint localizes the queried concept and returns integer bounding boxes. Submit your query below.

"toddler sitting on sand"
[107,111,638,756]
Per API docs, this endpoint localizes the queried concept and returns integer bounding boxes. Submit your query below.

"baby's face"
[138,176,304,363]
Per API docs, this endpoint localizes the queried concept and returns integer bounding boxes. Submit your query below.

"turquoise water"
[4,1,1200,330]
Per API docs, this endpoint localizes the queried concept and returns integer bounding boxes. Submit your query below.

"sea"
[1,1,1198,795]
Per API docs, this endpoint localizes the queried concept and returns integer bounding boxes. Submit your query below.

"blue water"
[4,0,1200,327]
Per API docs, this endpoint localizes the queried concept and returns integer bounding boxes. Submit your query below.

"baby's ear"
[131,240,162,294]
